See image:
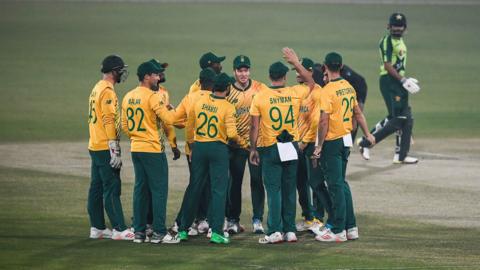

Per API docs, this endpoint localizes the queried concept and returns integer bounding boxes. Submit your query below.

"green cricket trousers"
[88,150,127,231]
[132,152,168,234]
[320,138,356,234]
[179,141,229,234]
[226,147,265,223]
[258,143,298,234]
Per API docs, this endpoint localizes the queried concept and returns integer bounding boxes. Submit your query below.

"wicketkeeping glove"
[108,140,122,169]
[401,77,420,94]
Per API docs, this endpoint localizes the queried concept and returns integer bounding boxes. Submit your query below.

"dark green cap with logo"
[233,55,251,69]
[292,57,314,71]
[324,52,342,69]
[137,61,162,80]
[213,72,235,92]
[199,52,226,69]
[269,61,289,79]
[147,59,167,73]
[199,67,217,83]
[148,59,168,71]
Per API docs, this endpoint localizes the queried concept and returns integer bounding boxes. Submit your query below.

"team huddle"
[86,13,420,245]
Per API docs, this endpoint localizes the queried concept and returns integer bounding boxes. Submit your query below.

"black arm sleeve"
[341,65,367,104]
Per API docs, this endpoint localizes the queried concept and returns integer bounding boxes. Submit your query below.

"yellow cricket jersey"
[88,80,120,151]
[186,94,245,147]
[250,86,305,147]
[226,79,267,148]
[174,89,212,155]
[157,85,177,149]
[188,79,201,94]
[292,83,314,141]
[121,86,176,153]
[302,86,323,143]
[319,78,357,141]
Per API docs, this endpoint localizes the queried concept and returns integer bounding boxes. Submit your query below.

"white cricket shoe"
[197,220,209,234]
[171,222,178,233]
[188,226,198,236]
[112,228,135,241]
[259,232,284,244]
[145,224,153,243]
[295,219,313,232]
[308,219,324,235]
[252,219,265,234]
[347,227,359,240]
[315,228,347,242]
[162,233,180,244]
[356,138,370,160]
[284,232,297,242]
[206,228,229,239]
[226,221,240,234]
[89,227,112,239]
[393,154,419,164]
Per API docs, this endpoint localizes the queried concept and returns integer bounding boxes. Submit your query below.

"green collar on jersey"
[232,79,252,92]
[211,94,226,99]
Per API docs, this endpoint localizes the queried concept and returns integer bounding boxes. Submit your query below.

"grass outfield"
[1,166,479,270]
[0,2,479,141]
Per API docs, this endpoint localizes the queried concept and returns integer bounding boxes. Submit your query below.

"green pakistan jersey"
[379,34,407,76]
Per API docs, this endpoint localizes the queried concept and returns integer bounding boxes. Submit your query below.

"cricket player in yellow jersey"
[292,57,323,232]
[141,59,181,241]
[178,73,246,244]
[225,55,267,235]
[121,61,179,244]
[170,68,217,235]
[150,59,181,160]
[87,55,134,241]
[188,52,225,94]
[249,48,315,244]
[312,52,375,242]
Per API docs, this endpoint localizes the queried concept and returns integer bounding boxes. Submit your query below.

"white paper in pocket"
[277,142,298,162]
[342,133,353,147]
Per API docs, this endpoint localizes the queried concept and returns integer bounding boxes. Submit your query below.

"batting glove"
[401,77,420,94]
[108,140,122,169]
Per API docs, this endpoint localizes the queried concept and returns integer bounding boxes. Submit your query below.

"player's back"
[192,93,236,144]
[250,86,303,147]
[122,86,163,153]
[321,79,357,141]
[88,80,118,151]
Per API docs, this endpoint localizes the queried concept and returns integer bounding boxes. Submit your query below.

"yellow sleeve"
[100,88,118,140]
[249,94,261,116]
[186,105,196,144]
[162,122,177,148]
[149,93,175,125]
[121,98,130,137]
[172,95,189,128]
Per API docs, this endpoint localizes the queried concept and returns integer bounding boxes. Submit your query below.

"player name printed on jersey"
[128,98,141,105]
[269,96,292,104]
[201,104,218,113]
[335,88,355,96]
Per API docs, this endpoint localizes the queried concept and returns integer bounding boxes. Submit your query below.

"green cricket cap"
[269,61,289,78]
[324,52,342,68]
[292,57,314,71]
[233,55,251,69]
[147,59,167,73]
[199,52,226,69]
[213,72,235,91]
[199,67,217,82]
[137,61,162,79]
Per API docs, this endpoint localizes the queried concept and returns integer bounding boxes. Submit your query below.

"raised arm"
[282,47,315,91]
